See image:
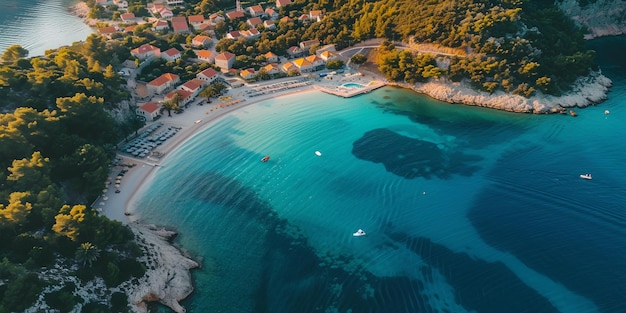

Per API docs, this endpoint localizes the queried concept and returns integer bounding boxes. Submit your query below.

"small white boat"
[604,110,610,115]
[580,174,592,180]
[353,229,366,236]
[315,151,322,157]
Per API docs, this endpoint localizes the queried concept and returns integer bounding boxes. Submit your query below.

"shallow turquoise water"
[133,37,626,313]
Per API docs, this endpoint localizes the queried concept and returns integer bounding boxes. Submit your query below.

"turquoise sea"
[0,0,93,57]
[132,37,626,313]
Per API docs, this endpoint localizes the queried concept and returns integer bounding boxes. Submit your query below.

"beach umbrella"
[99,202,105,206]
[114,184,120,188]
[104,181,110,186]
[102,196,108,201]
[102,188,108,193]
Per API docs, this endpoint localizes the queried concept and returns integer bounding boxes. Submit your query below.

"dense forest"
[0,36,145,312]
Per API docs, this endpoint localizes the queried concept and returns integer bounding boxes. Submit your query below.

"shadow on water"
[185,171,442,312]
[386,231,559,313]
[352,128,482,179]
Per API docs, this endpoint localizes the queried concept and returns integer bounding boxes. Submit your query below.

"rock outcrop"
[399,71,612,114]
[127,223,199,313]
[556,0,626,39]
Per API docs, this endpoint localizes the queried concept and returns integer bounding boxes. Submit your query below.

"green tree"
[75,242,100,267]
[1,45,29,63]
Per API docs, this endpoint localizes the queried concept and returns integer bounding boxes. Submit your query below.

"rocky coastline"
[556,0,626,39]
[394,70,613,114]
[126,223,199,313]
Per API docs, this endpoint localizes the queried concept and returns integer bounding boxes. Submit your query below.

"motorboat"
[353,229,366,237]
[580,174,592,180]
[315,151,322,157]
[261,155,270,162]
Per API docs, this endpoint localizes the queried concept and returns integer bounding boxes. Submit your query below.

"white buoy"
[605,110,610,115]
[315,151,322,156]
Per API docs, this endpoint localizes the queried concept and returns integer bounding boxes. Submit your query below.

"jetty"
[315,80,386,98]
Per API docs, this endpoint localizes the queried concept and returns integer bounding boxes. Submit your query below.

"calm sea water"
[0,0,93,57]
[131,37,626,313]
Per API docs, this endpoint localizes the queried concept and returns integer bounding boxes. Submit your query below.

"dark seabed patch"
[386,231,558,313]
[352,128,482,179]
[468,147,626,313]
[188,171,439,312]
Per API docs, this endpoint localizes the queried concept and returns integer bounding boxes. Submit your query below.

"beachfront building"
[305,55,325,70]
[265,8,278,20]
[247,17,262,28]
[264,51,279,63]
[262,63,280,75]
[161,48,181,62]
[164,89,193,106]
[191,35,212,48]
[136,102,160,121]
[247,5,264,17]
[131,44,161,60]
[263,20,276,30]
[153,20,169,31]
[177,79,204,97]
[215,52,236,71]
[276,0,292,8]
[281,62,295,73]
[196,68,219,84]
[147,73,180,95]
[196,50,214,63]
[120,12,135,22]
[240,68,256,80]
[171,16,190,33]
[292,58,314,72]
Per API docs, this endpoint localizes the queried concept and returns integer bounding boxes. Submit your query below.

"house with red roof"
[309,10,323,22]
[188,15,205,27]
[287,46,304,58]
[226,31,241,40]
[147,73,180,95]
[153,20,169,31]
[225,11,245,20]
[265,8,278,20]
[196,50,214,63]
[300,39,320,51]
[264,51,278,63]
[160,9,174,19]
[263,20,276,30]
[120,12,135,22]
[318,50,337,62]
[281,62,295,73]
[161,48,181,62]
[131,44,161,60]
[171,16,190,33]
[247,5,264,17]
[215,52,236,71]
[136,102,160,121]
[292,58,314,73]
[240,68,256,80]
[177,79,204,97]
[240,28,260,40]
[209,13,224,24]
[123,25,136,33]
[247,17,262,28]
[276,0,292,8]
[262,63,280,75]
[279,16,292,23]
[305,55,325,69]
[196,68,219,84]
[98,26,118,39]
[164,89,193,106]
[192,35,212,48]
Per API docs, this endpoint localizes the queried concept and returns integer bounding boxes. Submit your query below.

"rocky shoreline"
[557,0,626,39]
[391,70,612,114]
[126,223,199,313]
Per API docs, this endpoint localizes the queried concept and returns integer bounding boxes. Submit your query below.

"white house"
[196,68,219,84]
[264,51,278,63]
[196,50,215,63]
[240,28,260,40]
[215,52,236,71]
[177,79,204,97]
[120,12,135,22]
[247,5,264,17]
[247,17,262,28]
[262,63,280,75]
[240,68,256,80]
[166,0,184,6]
[153,20,169,31]
[130,44,161,60]
[188,15,205,27]
[192,35,212,48]
[265,8,278,20]
[161,48,181,62]
[147,73,180,95]
[276,0,292,8]
[263,20,276,30]
[164,89,193,106]
[136,102,160,121]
